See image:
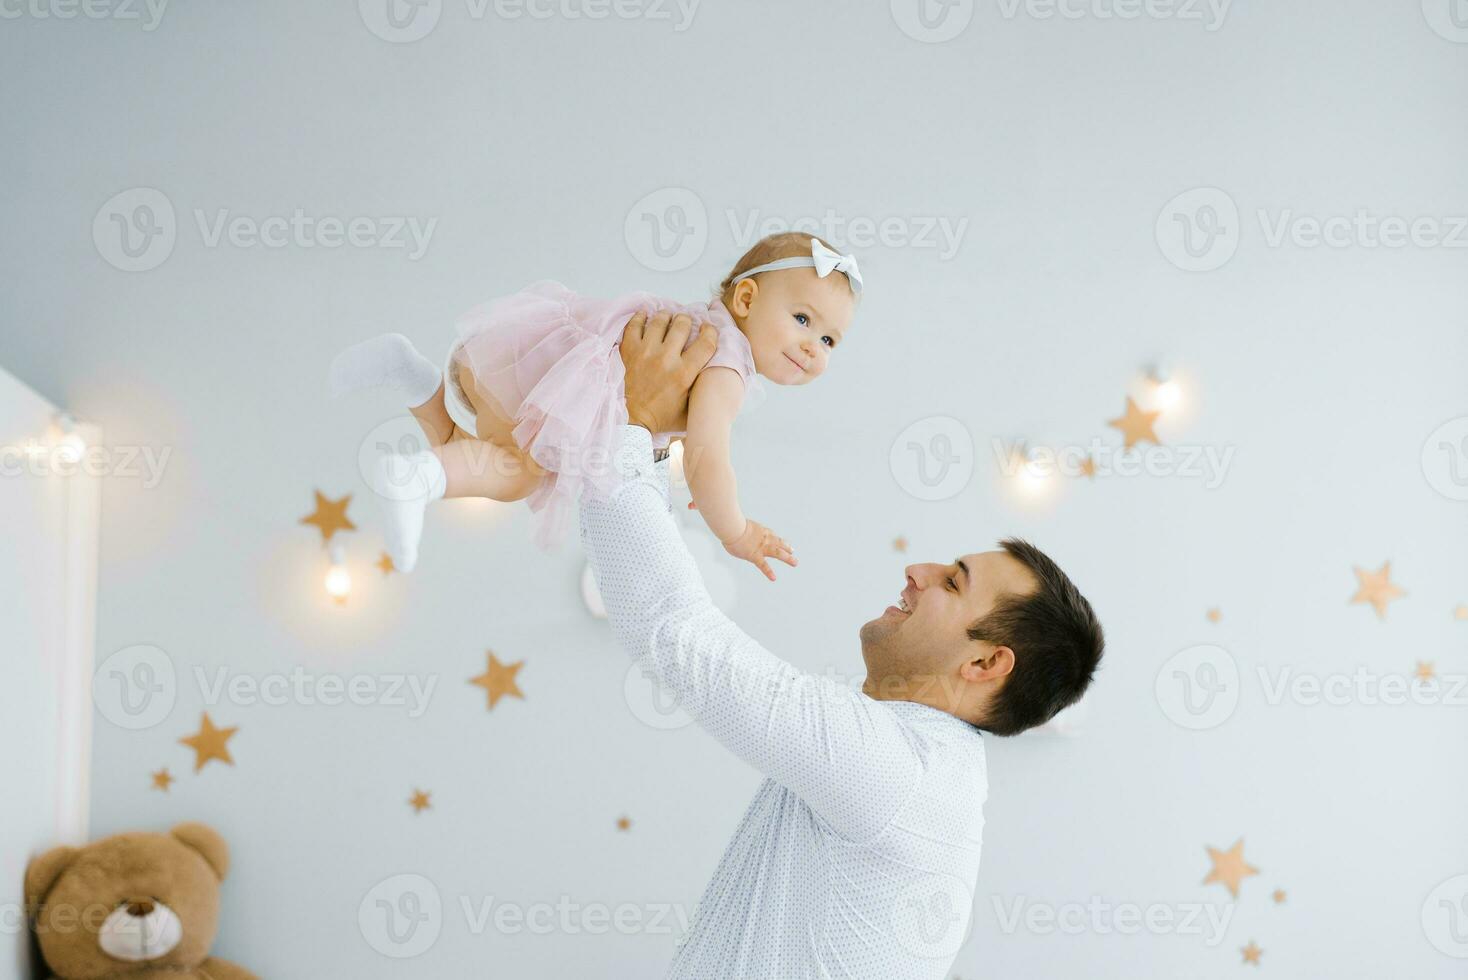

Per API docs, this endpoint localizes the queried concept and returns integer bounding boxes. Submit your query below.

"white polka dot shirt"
[580,425,990,980]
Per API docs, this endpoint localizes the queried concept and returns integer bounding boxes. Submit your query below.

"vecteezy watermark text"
[91,644,441,730]
[890,0,1231,43]
[358,0,699,43]
[991,895,1234,945]
[1156,187,1468,272]
[0,0,168,29]
[193,666,438,718]
[726,209,968,261]
[356,874,693,958]
[993,438,1235,488]
[1156,643,1466,731]
[1,440,171,487]
[93,188,437,272]
[622,187,971,273]
[1257,666,1468,708]
[993,0,1230,29]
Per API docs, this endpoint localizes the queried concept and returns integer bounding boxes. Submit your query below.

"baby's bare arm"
[685,368,796,580]
[684,367,745,542]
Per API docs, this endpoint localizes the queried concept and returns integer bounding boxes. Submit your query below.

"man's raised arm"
[576,314,922,843]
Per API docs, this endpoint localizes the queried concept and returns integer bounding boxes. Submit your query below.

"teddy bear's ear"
[24,846,79,912]
[170,822,230,880]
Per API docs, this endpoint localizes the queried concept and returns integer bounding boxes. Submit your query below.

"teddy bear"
[25,821,258,980]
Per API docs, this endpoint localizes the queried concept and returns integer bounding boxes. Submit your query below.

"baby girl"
[328,232,861,580]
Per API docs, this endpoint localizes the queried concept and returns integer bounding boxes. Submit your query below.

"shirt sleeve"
[579,425,923,843]
[700,326,755,385]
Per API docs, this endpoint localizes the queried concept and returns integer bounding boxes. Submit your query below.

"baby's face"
[729,267,856,386]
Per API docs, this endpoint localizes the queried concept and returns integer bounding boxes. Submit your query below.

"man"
[582,311,1105,979]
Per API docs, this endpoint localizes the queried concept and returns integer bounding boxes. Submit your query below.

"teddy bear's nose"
[125,899,156,917]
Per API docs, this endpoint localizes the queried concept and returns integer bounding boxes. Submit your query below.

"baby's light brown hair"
[717,232,849,305]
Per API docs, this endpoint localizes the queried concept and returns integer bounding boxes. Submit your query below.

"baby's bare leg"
[408,382,456,447]
[436,361,548,501]
[434,435,543,502]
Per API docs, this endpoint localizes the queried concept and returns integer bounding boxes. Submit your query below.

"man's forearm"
[581,426,700,656]
[579,426,922,843]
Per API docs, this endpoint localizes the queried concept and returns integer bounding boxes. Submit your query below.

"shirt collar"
[879,698,983,735]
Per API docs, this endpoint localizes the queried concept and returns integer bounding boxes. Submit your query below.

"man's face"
[733,267,855,386]
[859,551,1036,698]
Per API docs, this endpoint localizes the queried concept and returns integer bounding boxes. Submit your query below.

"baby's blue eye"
[795,313,809,326]
[821,336,834,348]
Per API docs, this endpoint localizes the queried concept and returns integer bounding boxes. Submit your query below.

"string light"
[53,411,86,465]
[324,541,351,605]
[1149,361,1183,412]
[1006,440,1056,501]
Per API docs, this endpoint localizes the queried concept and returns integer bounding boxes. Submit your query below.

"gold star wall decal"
[1204,838,1260,898]
[1241,940,1262,965]
[892,536,907,553]
[377,552,396,575]
[179,713,238,772]
[469,652,525,710]
[1272,888,1286,904]
[1106,396,1161,449]
[151,768,174,792]
[298,489,355,542]
[300,490,356,543]
[1206,607,1222,623]
[616,815,632,831]
[409,789,432,813]
[1454,604,1467,621]
[1079,456,1097,479]
[1350,561,1405,619]
[1415,661,1436,682]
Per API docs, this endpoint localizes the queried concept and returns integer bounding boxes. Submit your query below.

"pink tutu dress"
[451,281,766,549]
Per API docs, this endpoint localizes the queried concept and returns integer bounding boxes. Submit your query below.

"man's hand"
[619,311,718,435]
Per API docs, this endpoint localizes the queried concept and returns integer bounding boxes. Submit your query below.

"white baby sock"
[329,333,442,407]
[369,450,447,573]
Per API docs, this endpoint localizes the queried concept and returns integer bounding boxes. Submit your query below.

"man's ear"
[726,278,757,317]
[964,645,1015,683]
[25,846,78,912]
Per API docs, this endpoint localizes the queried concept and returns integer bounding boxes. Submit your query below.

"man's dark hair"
[967,538,1104,737]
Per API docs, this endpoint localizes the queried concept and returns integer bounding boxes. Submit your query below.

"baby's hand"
[720,519,797,582]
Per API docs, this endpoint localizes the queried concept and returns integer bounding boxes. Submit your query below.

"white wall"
[1,2,1465,977]
[0,368,98,980]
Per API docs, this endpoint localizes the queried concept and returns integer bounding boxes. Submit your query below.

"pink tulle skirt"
[451,280,694,549]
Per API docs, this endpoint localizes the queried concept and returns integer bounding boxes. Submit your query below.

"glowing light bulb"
[324,542,350,604]
[325,565,351,603]
[1016,453,1050,496]
[1154,378,1182,411]
[1007,444,1055,501]
[1148,362,1183,412]
[55,433,85,464]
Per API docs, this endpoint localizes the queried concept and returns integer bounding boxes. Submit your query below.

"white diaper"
[443,344,478,435]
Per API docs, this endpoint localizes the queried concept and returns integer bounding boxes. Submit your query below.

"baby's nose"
[126,899,156,917]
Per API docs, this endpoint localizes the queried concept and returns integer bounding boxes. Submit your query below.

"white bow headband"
[730,238,864,294]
